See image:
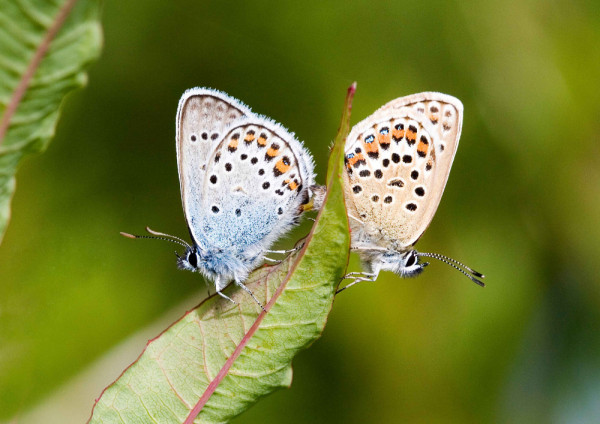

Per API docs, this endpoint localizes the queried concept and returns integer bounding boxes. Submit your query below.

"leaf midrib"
[0,0,79,145]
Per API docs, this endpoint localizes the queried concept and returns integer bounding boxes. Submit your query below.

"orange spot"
[244,133,255,143]
[228,138,238,150]
[392,128,405,140]
[417,141,429,156]
[364,141,379,154]
[288,181,298,190]
[267,147,279,158]
[257,136,267,146]
[406,130,417,142]
[275,158,290,174]
[377,133,391,146]
[347,153,365,167]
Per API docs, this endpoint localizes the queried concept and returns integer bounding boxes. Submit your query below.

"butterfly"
[338,92,484,293]
[122,88,317,309]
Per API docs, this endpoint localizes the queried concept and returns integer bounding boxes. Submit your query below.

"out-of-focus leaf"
[87,84,354,423]
[0,0,102,243]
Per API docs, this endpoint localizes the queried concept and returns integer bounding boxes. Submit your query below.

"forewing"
[343,92,463,248]
[176,88,252,236]
[195,118,315,255]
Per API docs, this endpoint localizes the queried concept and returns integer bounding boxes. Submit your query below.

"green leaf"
[0,0,102,243]
[88,84,355,424]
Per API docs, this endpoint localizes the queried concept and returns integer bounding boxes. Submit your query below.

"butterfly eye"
[187,251,198,268]
[405,251,417,267]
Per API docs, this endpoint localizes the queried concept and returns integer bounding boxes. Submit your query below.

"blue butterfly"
[123,88,317,309]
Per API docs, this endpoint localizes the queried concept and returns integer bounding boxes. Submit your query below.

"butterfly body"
[340,92,483,290]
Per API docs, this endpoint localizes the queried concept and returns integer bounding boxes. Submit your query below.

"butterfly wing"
[176,88,253,243]
[343,92,463,249]
[196,117,315,265]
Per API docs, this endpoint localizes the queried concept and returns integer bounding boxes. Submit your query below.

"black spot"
[258,169,265,175]
[228,144,237,153]
[411,170,419,180]
[355,147,362,154]
[388,179,404,187]
[211,206,219,213]
[214,153,221,163]
[235,208,241,217]
[380,127,389,135]
[211,133,219,140]
[225,163,232,172]
[191,135,197,142]
[392,153,400,163]
[415,187,425,196]
[352,185,362,193]
[367,151,379,159]
[201,132,208,140]
[241,154,248,160]
[251,157,258,164]
[430,106,439,113]
[276,189,284,196]
[270,142,280,150]
[282,156,291,166]
[278,207,283,215]
[297,184,303,192]
[209,175,217,184]
[420,135,429,145]
[384,196,393,204]
[406,203,417,211]
[365,135,375,143]
[262,182,270,189]
[359,170,371,177]
[383,159,390,167]
[440,144,445,151]
[354,159,367,168]
[402,155,412,163]
[372,195,379,202]
[374,169,383,179]
[426,162,433,171]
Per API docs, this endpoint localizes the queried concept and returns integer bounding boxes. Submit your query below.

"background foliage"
[1,0,599,422]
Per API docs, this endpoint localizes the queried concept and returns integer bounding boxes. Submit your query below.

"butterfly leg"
[216,289,237,305]
[235,281,266,312]
[266,248,299,255]
[263,256,280,263]
[336,272,378,294]
[213,276,237,305]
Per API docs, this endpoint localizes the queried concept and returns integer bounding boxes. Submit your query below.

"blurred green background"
[2,0,600,422]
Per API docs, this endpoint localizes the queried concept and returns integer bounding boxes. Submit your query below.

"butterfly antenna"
[418,252,485,287]
[120,227,190,249]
